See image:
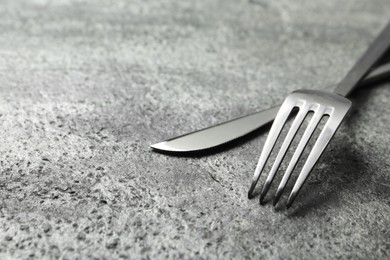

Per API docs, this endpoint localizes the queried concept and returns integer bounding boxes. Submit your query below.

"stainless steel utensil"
[248,22,390,208]
[150,62,390,153]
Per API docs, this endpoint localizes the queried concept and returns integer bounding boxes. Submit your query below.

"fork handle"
[334,21,390,96]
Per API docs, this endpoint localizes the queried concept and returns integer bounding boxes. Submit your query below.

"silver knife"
[151,62,390,153]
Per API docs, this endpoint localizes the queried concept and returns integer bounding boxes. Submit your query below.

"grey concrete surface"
[0,0,389,259]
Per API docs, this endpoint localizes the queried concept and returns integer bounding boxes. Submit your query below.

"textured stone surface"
[0,0,389,259]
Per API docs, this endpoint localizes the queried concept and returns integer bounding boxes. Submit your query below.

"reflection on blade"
[151,63,390,153]
[151,106,279,152]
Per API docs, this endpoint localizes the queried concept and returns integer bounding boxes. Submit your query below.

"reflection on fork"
[248,21,390,208]
[248,90,351,207]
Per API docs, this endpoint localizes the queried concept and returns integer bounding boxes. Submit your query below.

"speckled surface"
[0,0,389,259]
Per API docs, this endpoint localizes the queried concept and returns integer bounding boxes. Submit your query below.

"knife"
[151,62,390,153]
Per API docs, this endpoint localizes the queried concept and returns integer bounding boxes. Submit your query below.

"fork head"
[248,89,352,208]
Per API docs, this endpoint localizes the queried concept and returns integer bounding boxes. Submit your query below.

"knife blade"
[151,62,390,153]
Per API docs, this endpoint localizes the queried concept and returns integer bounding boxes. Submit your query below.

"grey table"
[0,0,389,259]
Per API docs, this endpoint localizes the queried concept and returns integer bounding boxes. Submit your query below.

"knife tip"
[151,141,192,153]
[150,141,172,151]
[150,142,163,150]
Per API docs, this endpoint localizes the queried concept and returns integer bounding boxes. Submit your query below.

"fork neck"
[334,22,390,97]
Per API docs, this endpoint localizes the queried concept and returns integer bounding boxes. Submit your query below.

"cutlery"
[248,22,390,207]
[151,62,390,153]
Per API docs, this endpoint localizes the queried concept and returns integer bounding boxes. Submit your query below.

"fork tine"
[273,108,324,206]
[286,114,345,208]
[259,104,310,203]
[248,98,297,198]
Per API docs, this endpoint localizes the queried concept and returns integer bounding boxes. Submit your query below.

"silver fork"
[248,22,390,208]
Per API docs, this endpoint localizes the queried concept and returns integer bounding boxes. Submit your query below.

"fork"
[248,22,390,208]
